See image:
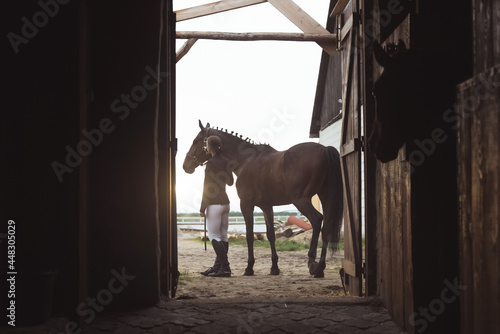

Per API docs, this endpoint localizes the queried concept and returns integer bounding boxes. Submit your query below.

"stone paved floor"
[2,297,403,333]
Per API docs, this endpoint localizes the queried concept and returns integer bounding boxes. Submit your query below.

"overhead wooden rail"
[176,31,338,43]
[174,0,338,60]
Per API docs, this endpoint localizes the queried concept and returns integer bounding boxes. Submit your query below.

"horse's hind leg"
[291,198,324,276]
[241,201,255,276]
[315,242,328,278]
[261,205,279,275]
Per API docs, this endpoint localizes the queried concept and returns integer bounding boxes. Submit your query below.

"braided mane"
[210,125,270,147]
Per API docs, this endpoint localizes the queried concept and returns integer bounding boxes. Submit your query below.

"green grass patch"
[338,236,344,250]
[178,271,192,285]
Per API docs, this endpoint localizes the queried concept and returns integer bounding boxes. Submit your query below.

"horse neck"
[211,130,272,175]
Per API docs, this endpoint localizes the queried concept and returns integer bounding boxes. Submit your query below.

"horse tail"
[319,146,344,253]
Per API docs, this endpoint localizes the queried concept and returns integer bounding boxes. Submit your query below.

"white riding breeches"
[206,204,230,242]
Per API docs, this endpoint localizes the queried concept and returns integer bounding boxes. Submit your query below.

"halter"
[185,152,206,166]
[185,127,211,166]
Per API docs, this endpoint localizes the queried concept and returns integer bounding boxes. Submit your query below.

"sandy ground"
[176,229,346,300]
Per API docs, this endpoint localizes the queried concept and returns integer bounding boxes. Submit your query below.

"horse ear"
[374,41,392,68]
[397,39,407,51]
[199,120,204,130]
[206,122,210,129]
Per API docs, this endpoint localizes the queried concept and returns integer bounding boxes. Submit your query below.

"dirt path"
[176,230,346,300]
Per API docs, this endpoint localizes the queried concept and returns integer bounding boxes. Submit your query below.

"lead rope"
[204,216,207,251]
[204,127,209,251]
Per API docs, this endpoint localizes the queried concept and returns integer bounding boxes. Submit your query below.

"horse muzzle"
[183,157,197,174]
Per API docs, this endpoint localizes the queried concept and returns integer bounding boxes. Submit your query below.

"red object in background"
[286,216,312,230]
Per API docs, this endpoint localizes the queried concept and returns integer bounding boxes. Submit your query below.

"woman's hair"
[206,135,222,154]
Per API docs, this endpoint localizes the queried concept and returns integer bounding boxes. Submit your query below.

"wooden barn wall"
[319,54,343,129]
[473,0,500,75]
[457,1,500,332]
[457,64,500,334]
[86,0,168,307]
[162,1,179,299]
[1,1,80,321]
[310,0,342,137]
[1,0,175,323]
[370,0,472,333]
[371,2,413,331]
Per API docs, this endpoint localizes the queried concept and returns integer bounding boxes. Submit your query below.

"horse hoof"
[243,269,254,276]
[308,261,319,275]
[270,268,280,275]
[314,271,325,278]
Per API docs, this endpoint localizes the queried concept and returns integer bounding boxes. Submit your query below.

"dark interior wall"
[408,1,472,333]
[1,0,80,321]
[371,0,473,333]
[457,65,500,334]
[86,0,164,306]
[2,0,172,323]
[457,1,500,332]
[372,2,413,331]
[472,0,500,75]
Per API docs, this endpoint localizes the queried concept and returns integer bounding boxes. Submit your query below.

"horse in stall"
[183,120,343,278]
[368,40,457,162]
[368,39,464,328]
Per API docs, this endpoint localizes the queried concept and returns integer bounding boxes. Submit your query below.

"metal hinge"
[336,13,344,51]
[340,137,364,157]
[170,138,178,153]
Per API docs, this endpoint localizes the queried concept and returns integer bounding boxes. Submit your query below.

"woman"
[199,135,234,277]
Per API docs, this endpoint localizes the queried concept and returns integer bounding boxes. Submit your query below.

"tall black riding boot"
[208,240,231,277]
[200,240,222,276]
[200,256,220,276]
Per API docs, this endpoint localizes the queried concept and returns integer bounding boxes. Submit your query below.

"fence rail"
[177,215,305,226]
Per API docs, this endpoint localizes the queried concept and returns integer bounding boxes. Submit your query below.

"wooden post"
[176,38,198,63]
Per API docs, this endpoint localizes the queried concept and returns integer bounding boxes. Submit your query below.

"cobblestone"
[3,297,402,334]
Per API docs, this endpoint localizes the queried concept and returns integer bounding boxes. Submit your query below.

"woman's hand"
[200,211,205,218]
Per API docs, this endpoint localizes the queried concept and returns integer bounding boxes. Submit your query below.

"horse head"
[183,120,212,174]
[368,40,448,163]
[368,40,414,162]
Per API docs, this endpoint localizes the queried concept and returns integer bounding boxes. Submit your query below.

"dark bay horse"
[183,121,343,278]
[368,40,457,162]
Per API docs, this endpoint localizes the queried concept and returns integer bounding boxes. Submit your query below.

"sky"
[174,0,331,213]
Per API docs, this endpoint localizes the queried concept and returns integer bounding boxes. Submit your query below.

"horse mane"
[210,126,271,148]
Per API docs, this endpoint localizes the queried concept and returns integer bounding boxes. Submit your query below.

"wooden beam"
[267,0,337,55]
[176,38,198,63]
[176,31,337,43]
[340,13,353,42]
[175,0,267,22]
[330,0,350,17]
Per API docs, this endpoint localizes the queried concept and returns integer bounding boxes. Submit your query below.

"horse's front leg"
[261,206,279,275]
[241,202,255,276]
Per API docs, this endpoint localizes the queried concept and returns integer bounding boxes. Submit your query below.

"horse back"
[236,142,328,205]
[282,143,328,199]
